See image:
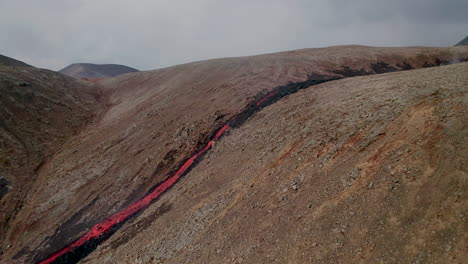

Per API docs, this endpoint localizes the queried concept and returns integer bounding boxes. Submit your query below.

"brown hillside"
[88,61,468,264]
[0,66,102,256]
[1,45,468,263]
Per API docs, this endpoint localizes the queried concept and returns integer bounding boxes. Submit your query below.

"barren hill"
[0,54,32,67]
[455,35,468,46]
[59,63,139,79]
[1,45,468,264]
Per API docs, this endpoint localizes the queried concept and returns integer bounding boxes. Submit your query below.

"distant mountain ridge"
[59,63,139,79]
[455,35,468,46]
[0,54,32,67]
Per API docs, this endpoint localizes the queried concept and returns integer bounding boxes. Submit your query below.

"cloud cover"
[0,0,467,70]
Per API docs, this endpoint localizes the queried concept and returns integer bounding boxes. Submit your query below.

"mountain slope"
[0,54,32,67]
[87,61,468,264]
[59,63,139,79]
[2,45,468,263]
[455,35,468,46]
[0,65,102,256]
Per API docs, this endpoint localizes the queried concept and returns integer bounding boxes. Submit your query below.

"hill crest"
[59,63,139,79]
[0,54,32,67]
[455,35,468,46]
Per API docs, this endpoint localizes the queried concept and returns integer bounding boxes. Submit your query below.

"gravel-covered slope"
[87,62,468,264]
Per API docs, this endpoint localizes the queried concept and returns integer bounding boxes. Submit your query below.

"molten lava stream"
[39,124,230,264]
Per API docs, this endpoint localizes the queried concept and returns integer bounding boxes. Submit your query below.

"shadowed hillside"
[0,54,32,67]
[455,35,468,46]
[0,64,102,256]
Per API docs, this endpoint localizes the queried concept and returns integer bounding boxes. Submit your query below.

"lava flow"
[39,76,339,264]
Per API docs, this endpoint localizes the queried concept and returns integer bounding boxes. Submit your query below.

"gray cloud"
[0,0,467,70]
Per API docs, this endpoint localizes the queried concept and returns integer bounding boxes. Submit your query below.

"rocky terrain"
[0,45,467,264]
[59,63,139,79]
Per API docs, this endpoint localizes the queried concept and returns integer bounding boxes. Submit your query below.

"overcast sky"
[1,0,467,71]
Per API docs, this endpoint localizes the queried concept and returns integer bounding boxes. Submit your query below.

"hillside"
[1,45,468,264]
[59,63,139,79]
[89,60,468,264]
[0,65,102,257]
[0,54,32,67]
[455,35,468,46]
